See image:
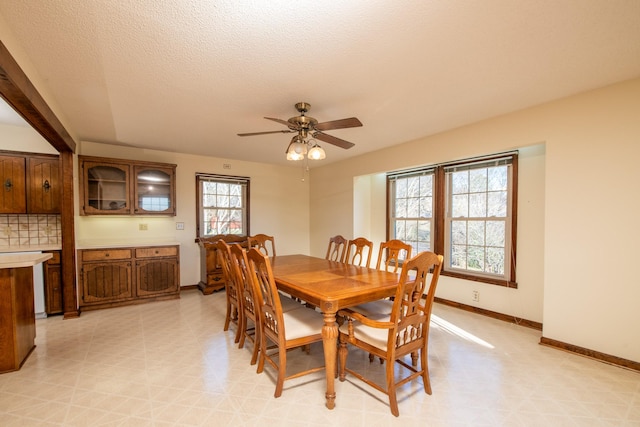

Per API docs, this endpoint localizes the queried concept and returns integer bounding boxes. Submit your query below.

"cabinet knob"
[43,180,51,192]
[105,253,110,257]
[4,179,12,191]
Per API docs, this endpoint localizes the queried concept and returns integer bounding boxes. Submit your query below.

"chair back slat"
[326,235,348,262]
[376,239,412,273]
[248,234,276,257]
[345,237,373,267]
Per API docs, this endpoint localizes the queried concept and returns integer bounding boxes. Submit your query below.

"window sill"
[441,270,517,288]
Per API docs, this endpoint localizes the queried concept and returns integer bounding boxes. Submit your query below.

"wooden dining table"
[270,254,400,410]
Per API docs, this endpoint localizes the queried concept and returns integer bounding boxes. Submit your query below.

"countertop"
[76,240,180,249]
[0,252,53,269]
[0,244,61,253]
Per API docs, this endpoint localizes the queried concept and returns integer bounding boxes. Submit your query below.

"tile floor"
[1,289,638,426]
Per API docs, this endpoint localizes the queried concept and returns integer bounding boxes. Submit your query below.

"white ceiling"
[1,1,639,167]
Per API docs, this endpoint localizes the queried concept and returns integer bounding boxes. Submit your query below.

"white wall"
[0,123,58,154]
[310,77,640,363]
[76,141,311,287]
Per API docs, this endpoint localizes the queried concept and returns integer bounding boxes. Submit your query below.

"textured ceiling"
[1,1,639,167]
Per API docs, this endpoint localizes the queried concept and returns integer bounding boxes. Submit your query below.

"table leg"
[321,310,338,409]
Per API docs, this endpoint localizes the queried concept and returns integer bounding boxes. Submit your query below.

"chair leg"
[338,340,348,381]
[421,347,432,395]
[411,350,418,367]
[274,347,286,398]
[223,300,231,331]
[238,313,246,349]
[250,322,260,366]
[386,358,400,417]
[233,305,242,344]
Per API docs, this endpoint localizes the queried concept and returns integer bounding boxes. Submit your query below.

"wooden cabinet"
[198,234,247,295]
[78,244,179,310]
[135,246,179,297]
[0,155,26,213]
[79,156,176,216]
[27,156,61,214]
[43,251,63,315]
[0,152,60,214]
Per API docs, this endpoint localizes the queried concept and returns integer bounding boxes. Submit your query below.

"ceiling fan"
[237,102,362,160]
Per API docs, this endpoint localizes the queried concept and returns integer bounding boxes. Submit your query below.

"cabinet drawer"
[135,246,178,258]
[81,249,132,262]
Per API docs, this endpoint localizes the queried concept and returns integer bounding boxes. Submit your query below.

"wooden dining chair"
[229,243,261,365]
[376,239,412,273]
[246,248,325,398]
[338,251,443,417]
[325,235,348,262]
[230,244,306,365]
[248,234,276,257]
[344,237,373,267]
[216,240,242,344]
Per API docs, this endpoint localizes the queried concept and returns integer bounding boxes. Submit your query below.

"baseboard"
[180,284,200,292]
[434,297,543,331]
[540,337,640,373]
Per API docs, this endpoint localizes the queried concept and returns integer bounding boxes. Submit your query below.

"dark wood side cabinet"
[198,234,247,295]
[78,155,176,216]
[43,250,63,315]
[78,244,179,310]
[0,152,61,214]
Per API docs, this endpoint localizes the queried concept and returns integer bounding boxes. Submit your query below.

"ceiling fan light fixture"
[307,142,326,160]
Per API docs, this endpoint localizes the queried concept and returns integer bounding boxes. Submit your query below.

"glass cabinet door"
[134,166,175,215]
[83,162,130,214]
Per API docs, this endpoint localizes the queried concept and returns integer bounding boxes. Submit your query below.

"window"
[196,174,250,238]
[388,153,517,287]
[388,169,435,262]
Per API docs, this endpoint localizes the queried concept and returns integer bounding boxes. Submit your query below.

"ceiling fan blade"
[313,131,355,149]
[237,129,294,136]
[264,117,294,128]
[314,117,362,131]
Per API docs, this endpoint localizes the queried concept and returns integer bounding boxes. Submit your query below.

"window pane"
[451,171,468,194]
[469,193,487,217]
[469,168,487,192]
[420,196,433,217]
[487,191,507,217]
[407,197,420,217]
[468,221,485,246]
[451,221,466,245]
[406,176,420,197]
[451,194,468,217]
[421,175,433,196]
[396,198,407,218]
[486,247,505,275]
[395,179,407,198]
[488,166,507,191]
[467,246,484,272]
[486,221,505,247]
[418,221,431,251]
[395,220,406,240]
[451,245,467,269]
[405,220,418,241]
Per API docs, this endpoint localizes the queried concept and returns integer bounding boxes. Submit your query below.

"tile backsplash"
[0,214,61,246]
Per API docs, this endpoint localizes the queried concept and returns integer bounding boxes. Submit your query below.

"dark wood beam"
[0,40,75,153]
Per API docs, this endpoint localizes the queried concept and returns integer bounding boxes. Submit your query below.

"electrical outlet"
[472,290,479,302]
[176,222,184,230]
[139,223,148,231]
